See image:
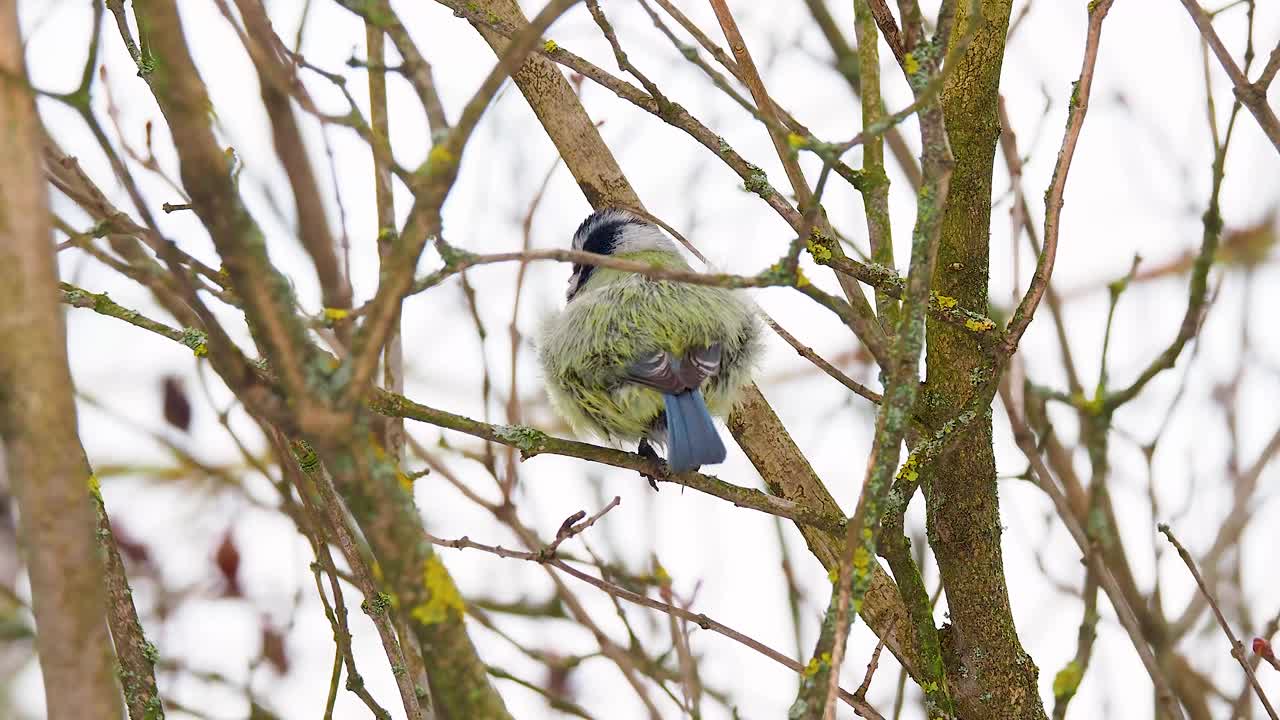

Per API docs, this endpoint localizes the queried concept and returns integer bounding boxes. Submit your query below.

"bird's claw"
[637,439,665,492]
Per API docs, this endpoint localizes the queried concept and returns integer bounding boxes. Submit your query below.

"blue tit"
[538,208,762,474]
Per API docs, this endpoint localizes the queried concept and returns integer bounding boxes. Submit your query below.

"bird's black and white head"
[565,208,679,301]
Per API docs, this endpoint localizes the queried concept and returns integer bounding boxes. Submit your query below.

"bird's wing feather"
[678,344,722,388]
[625,351,688,394]
[626,344,722,394]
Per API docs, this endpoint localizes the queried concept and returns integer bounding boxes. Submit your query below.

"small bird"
[539,208,761,478]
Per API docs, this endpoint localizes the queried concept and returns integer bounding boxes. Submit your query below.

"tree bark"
[924,1,1047,717]
[0,4,120,717]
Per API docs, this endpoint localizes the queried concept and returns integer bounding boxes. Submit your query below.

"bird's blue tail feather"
[662,390,726,472]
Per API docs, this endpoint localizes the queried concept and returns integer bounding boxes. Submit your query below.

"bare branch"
[93,491,165,720]
[1159,524,1279,719]
[865,0,908,62]
[1006,406,1186,719]
[125,0,329,426]
[1004,0,1115,352]
[428,535,886,719]
[284,438,428,720]
[1174,0,1280,152]
[340,0,582,410]
[0,9,118,711]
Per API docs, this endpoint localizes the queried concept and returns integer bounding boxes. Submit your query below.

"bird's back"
[539,259,759,440]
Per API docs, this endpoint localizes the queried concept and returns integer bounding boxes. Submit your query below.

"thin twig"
[1158,524,1279,720]
[339,0,583,410]
[855,624,891,704]
[706,0,811,209]
[285,438,426,720]
[1006,406,1186,719]
[1174,0,1280,152]
[1004,0,1115,351]
[540,497,621,559]
[763,317,883,405]
[427,535,885,718]
[996,95,1084,395]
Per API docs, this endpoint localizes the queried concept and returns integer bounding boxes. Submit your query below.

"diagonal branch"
[234,0,352,326]
[707,0,890,367]
[1159,525,1279,720]
[1004,0,1115,351]
[93,484,165,720]
[428,535,886,718]
[1174,0,1280,152]
[865,0,908,62]
[1006,405,1186,719]
[125,0,327,425]
[339,0,581,409]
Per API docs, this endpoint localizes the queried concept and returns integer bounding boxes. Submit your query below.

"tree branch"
[1159,524,1278,719]
[1004,0,1115,351]
[0,8,119,712]
[1174,0,1280,153]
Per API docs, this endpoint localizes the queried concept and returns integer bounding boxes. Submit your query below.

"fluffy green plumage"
[539,249,760,443]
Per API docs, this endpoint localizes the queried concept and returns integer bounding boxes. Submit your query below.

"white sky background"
[11,0,1280,718]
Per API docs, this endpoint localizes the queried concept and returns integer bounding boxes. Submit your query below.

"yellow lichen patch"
[934,294,958,310]
[904,53,920,76]
[1053,661,1083,699]
[192,342,208,358]
[88,473,101,499]
[412,555,465,626]
[852,546,871,572]
[323,307,349,321]
[543,39,559,53]
[803,652,833,677]
[806,235,833,263]
[895,454,920,483]
[786,132,809,149]
[426,144,456,173]
[397,470,415,494]
[653,562,671,586]
[794,267,811,288]
[964,317,995,332]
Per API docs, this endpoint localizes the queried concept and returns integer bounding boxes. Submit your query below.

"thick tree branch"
[0,8,119,714]
[234,0,352,327]
[127,0,328,428]
[795,1,966,710]
[921,0,1048,715]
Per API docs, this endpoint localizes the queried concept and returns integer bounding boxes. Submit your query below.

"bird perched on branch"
[539,208,761,478]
